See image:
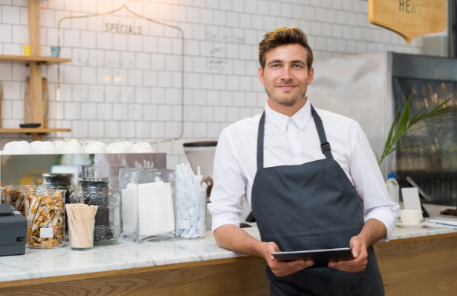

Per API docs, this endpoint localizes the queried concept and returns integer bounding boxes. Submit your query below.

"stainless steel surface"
[307,51,457,206]
[391,52,457,80]
[308,51,394,176]
[0,153,166,186]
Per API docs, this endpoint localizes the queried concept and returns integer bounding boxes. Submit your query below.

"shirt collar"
[264,99,312,132]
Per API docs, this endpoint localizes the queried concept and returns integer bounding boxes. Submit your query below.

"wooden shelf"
[0,128,71,133]
[0,1,73,142]
[0,55,71,65]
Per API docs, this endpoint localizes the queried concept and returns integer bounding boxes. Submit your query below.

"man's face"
[258,44,314,107]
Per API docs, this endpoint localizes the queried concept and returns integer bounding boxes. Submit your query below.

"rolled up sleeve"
[349,123,400,242]
[208,129,247,232]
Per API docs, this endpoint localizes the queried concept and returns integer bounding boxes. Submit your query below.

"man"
[208,27,400,295]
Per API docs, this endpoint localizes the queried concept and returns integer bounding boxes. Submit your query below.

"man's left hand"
[328,236,368,273]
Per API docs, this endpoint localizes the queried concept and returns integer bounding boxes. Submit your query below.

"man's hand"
[328,236,368,273]
[262,242,314,277]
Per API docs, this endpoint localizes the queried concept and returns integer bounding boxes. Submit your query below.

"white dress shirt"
[208,99,400,241]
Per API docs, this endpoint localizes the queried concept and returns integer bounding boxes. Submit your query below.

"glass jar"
[70,177,120,245]
[37,174,76,204]
[119,168,175,243]
[37,173,76,233]
[1,185,35,217]
[25,189,66,248]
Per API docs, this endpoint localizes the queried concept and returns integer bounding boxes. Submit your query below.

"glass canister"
[1,185,35,217]
[37,173,76,233]
[78,165,126,233]
[37,173,76,204]
[119,168,176,243]
[70,177,120,245]
[25,189,66,248]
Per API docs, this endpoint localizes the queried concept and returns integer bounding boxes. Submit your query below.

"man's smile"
[277,85,296,90]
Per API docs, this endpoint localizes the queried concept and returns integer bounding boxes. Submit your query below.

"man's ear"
[258,66,265,85]
[307,67,314,85]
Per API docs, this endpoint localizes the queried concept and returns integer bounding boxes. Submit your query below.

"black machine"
[0,204,27,256]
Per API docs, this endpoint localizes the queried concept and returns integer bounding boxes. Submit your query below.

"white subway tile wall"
[0,0,424,169]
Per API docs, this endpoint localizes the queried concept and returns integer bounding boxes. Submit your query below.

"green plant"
[379,95,457,165]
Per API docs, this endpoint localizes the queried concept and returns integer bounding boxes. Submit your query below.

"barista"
[208,27,400,295]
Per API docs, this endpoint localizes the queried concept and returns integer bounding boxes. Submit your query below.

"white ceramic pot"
[30,141,43,152]
[35,141,58,154]
[60,141,84,154]
[3,141,18,154]
[10,141,34,155]
[83,141,107,153]
[53,141,65,153]
[106,142,130,153]
[129,142,154,153]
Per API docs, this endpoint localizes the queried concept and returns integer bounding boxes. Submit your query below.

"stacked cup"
[2,141,155,154]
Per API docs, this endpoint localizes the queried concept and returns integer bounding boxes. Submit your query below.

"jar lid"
[78,177,111,184]
[42,173,74,183]
[183,141,218,147]
[43,173,74,178]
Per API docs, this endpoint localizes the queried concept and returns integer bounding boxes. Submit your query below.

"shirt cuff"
[365,207,400,242]
[211,215,240,232]
[211,212,240,232]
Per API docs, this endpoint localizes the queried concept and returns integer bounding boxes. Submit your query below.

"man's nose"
[280,66,292,80]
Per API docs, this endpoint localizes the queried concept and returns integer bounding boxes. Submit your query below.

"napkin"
[138,181,174,236]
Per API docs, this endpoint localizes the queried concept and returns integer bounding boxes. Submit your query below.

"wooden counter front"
[0,232,456,296]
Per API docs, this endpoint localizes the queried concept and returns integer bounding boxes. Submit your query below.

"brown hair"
[258,27,313,72]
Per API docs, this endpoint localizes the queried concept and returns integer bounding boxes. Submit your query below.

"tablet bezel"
[272,247,355,267]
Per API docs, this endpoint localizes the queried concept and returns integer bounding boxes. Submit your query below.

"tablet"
[272,247,354,268]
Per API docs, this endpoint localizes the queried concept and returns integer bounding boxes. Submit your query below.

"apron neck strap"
[311,105,334,160]
[257,111,266,169]
[257,104,333,170]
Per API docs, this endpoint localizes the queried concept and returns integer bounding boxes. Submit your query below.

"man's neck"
[267,97,307,117]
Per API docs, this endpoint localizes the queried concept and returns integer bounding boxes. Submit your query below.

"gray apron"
[251,105,384,296]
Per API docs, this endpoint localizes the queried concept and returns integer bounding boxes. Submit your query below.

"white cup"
[35,141,58,154]
[10,141,35,155]
[53,141,65,153]
[123,141,135,149]
[400,210,423,224]
[106,142,130,153]
[30,141,43,152]
[3,141,18,154]
[83,141,106,153]
[60,141,84,154]
[129,142,154,153]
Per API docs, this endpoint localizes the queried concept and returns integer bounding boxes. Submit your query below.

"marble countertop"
[1,224,457,283]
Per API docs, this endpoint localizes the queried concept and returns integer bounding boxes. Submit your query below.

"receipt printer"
[0,204,27,256]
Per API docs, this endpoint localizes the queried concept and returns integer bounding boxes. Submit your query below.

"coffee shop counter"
[0,221,456,296]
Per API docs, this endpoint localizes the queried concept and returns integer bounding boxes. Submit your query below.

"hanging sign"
[368,0,447,44]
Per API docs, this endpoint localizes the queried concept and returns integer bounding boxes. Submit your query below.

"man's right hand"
[262,242,314,277]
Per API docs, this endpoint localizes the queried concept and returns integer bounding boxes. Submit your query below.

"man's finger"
[350,239,361,259]
[336,257,366,266]
[283,260,306,268]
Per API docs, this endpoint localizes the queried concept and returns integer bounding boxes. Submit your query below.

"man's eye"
[293,64,302,68]
[272,64,280,67]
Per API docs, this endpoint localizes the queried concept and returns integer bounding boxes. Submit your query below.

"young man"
[208,27,400,295]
